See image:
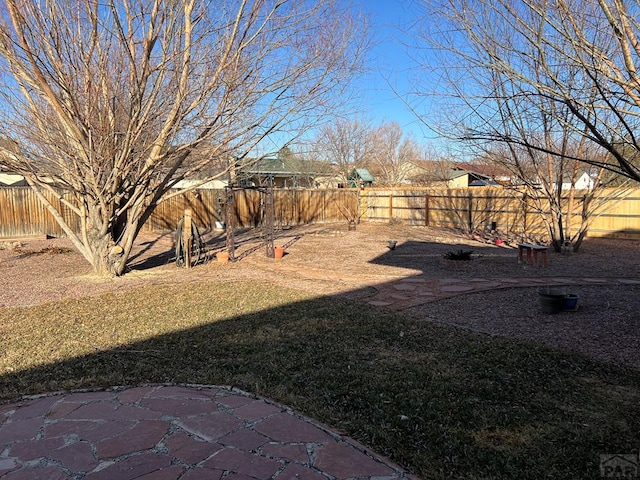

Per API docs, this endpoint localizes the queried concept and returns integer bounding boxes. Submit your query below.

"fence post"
[225,187,235,261]
[389,193,393,221]
[425,193,430,226]
[522,192,528,235]
[467,191,473,232]
[183,208,192,268]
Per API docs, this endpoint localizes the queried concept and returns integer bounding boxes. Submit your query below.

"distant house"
[446,168,494,188]
[171,178,228,190]
[529,170,599,191]
[399,160,512,188]
[558,171,597,190]
[347,168,374,188]
[400,160,453,187]
[455,163,513,183]
[449,163,513,187]
[468,178,500,186]
[0,138,28,187]
[0,171,27,187]
[235,155,325,188]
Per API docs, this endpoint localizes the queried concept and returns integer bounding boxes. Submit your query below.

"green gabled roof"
[448,169,468,180]
[349,168,374,182]
[239,156,323,176]
[246,157,290,174]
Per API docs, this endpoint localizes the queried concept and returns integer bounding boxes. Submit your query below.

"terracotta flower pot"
[216,251,230,264]
[274,247,285,259]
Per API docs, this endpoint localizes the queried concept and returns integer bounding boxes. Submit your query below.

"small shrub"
[443,249,473,261]
[388,217,403,226]
[0,241,22,251]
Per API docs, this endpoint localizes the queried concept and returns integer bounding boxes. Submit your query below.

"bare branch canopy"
[412,0,640,182]
[0,0,368,275]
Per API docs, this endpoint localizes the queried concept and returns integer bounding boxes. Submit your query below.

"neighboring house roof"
[448,169,473,180]
[172,178,228,190]
[238,156,324,176]
[401,160,453,185]
[241,157,293,175]
[469,179,500,186]
[235,155,328,188]
[453,162,512,179]
[348,168,374,183]
[448,168,493,181]
[0,172,28,187]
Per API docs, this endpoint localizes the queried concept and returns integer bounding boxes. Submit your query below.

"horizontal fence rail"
[360,187,640,239]
[0,187,360,237]
[1,186,639,239]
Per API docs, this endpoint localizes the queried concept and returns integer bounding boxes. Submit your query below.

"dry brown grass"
[1,222,639,368]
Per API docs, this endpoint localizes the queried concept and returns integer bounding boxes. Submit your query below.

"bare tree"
[473,65,632,251]
[413,0,640,182]
[406,153,455,187]
[409,0,637,248]
[0,0,367,275]
[311,117,374,185]
[367,121,421,186]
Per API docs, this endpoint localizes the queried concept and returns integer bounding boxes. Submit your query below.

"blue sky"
[355,0,435,144]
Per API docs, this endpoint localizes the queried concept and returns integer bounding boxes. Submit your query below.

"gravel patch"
[405,284,640,369]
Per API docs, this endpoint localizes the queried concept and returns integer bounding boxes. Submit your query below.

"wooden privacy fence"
[361,187,640,239]
[144,188,359,232]
[0,187,81,238]
[364,188,539,232]
[2,186,640,239]
[0,187,359,237]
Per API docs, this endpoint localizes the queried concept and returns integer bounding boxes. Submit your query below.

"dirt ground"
[1,222,639,368]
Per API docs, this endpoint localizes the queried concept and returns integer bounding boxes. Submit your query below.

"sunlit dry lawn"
[1,279,639,480]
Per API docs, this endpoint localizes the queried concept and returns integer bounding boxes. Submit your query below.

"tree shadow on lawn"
[370,239,516,274]
[125,227,315,271]
[1,281,640,480]
[125,232,177,270]
[367,237,638,279]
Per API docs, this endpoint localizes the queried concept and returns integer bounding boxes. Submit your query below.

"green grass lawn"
[1,280,639,479]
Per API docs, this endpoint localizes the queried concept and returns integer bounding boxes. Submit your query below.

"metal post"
[265,187,275,258]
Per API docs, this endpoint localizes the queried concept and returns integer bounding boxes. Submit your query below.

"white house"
[558,171,597,191]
